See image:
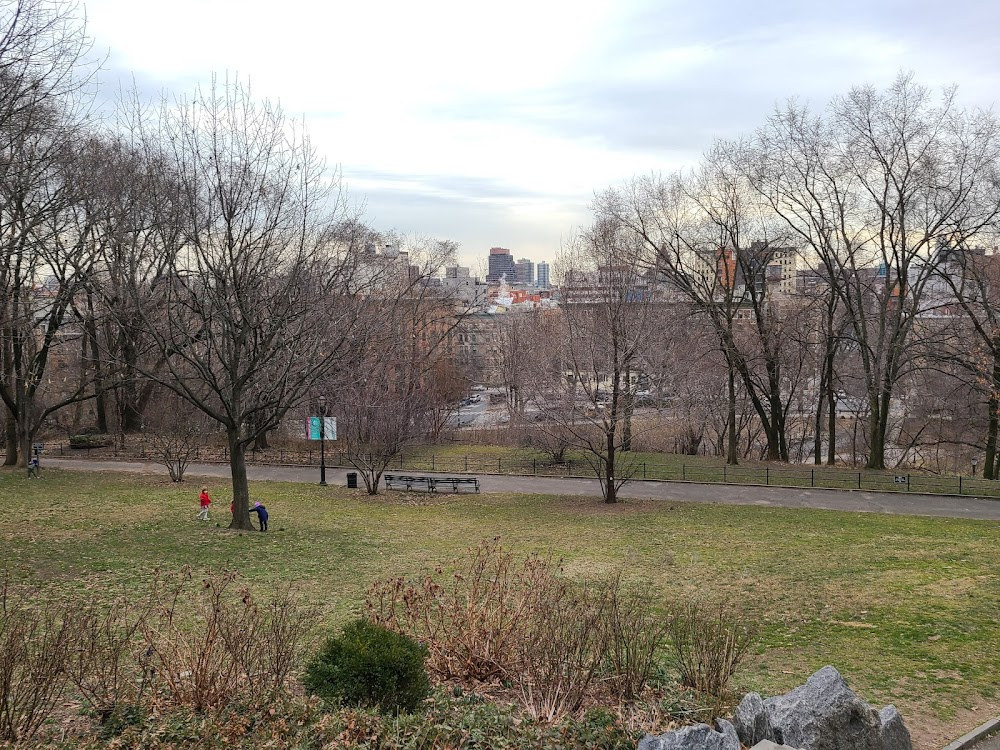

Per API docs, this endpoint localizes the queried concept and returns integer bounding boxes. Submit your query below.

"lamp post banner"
[306,417,337,440]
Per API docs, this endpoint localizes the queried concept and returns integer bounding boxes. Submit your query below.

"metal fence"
[52,442,998,498]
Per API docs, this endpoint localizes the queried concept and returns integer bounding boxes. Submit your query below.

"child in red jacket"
[196,487,211,521]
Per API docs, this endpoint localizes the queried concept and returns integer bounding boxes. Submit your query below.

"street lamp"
[318,395,327,486]
[972,457,979,477]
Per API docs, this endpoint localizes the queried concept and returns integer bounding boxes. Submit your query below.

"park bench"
[433,476,480,493]
[383,474,436,492]
[383,475,480,493]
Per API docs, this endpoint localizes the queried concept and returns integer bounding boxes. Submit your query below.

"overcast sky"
[84,0,1000,269]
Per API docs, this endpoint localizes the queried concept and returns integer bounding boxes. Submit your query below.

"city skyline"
[84,0,1000,268]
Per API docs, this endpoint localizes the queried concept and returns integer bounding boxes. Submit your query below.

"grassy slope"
[2,467,998,748]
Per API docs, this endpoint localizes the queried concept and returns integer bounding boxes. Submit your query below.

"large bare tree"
[0,0,98,465]
[746,74,1000,468]
[122,78,382,530]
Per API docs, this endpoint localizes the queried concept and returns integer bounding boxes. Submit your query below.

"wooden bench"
[433,477,480,493]
[383,475,480,493]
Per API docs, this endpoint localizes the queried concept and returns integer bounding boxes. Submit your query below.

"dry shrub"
[0,574,76,743]
[668,600,756,699]
[366,538,669,722]
[142,569,316,711]
[66,593,149,723]
[603,574,670,702]
[366,538,543,682]
[514,578,609,721]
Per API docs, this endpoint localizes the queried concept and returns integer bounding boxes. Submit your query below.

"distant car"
[471,384,487,392]
[470,395,482,403]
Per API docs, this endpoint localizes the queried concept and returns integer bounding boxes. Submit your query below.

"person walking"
[249,501,268,532]
[196,487,211,521]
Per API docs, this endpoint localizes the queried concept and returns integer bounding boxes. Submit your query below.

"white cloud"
[83,0,1000,267]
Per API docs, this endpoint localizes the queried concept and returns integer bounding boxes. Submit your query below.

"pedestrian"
[249,500,268,532]
[27,457,40,479]
[196,486,211,521]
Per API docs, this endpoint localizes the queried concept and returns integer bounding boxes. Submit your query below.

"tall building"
[445,266,471,279]
[514,258,534,285]
[486,247,515,283]
[536,262,550,289]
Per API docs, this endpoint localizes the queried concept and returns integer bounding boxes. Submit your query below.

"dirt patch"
[900,700,1000,750]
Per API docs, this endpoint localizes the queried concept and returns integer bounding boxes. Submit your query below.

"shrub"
[667,600,756,699]
[65,592,148,724]
[602,574,670,701]
[366,538,545,683]
[141,569,315,711]
[366,538,671,721]
[304,618,429,714]
[0,574,75,743]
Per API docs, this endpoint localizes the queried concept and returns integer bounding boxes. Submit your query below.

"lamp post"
[972,457,979,478]
[319,395,327,486]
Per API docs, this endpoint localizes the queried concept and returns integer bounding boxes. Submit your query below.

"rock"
[878,706,912,750]
[715,718,740,748]
[759,665,912,750]
[637,721,740,750]
[734,691,773,746]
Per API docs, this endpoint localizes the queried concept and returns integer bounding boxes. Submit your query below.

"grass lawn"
[2,466,998,749]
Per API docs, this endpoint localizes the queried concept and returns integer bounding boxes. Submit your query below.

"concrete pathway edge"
[941,717,1000,750]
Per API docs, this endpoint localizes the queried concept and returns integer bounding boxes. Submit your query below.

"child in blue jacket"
[249,501,268,532]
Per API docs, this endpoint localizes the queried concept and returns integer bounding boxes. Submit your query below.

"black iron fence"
[51,442,1000,498]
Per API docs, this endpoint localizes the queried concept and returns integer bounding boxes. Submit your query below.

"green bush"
[303,618,429,714]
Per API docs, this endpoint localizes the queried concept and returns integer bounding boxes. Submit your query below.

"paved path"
[43,458,1000,521]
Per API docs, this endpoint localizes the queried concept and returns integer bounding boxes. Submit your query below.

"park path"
[43,458,1000,521]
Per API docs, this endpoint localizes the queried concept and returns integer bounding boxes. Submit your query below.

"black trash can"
[346,472,358,489]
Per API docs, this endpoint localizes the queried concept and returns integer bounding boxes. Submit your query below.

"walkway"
[44,458,1000,521]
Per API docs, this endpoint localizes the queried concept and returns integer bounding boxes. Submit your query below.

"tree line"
[0,0,464,528]
[5,1,1000,511]
[489,74,1000,500]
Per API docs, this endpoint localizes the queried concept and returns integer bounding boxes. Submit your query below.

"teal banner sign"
[307,416,337,440]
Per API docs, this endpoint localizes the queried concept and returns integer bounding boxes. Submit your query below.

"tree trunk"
[813,385,825,465]
[866,388,891,470]
[3,411,15,466]
[726,358,738,465]
[227,430,256,531]
[984,356,1000,480]
[85,294,108,434]
[826,383,837,466]
[604,435,618,504]
[17,400,31,471]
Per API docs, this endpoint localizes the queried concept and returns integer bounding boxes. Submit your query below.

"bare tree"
[330,239,463,494]
[121,78,383,530]
[746,74,1000,468]
[525,219,656,503]
[0,0,98,465]
[142,387,211,482]
[598,152,808,464]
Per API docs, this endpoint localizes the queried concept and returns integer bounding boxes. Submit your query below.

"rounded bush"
[303,618,429,714]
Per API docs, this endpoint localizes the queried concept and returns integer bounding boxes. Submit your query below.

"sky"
[82,0,1000,270]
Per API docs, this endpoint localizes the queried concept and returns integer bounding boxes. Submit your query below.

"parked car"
[471,384,487,392]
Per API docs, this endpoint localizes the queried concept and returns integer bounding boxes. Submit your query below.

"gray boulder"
[878,706,912,750]
[637,720,741,750]
[734,691,773,745]
[751,666,912,750]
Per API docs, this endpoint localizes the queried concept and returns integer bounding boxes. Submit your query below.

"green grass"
[2,466,998,747]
